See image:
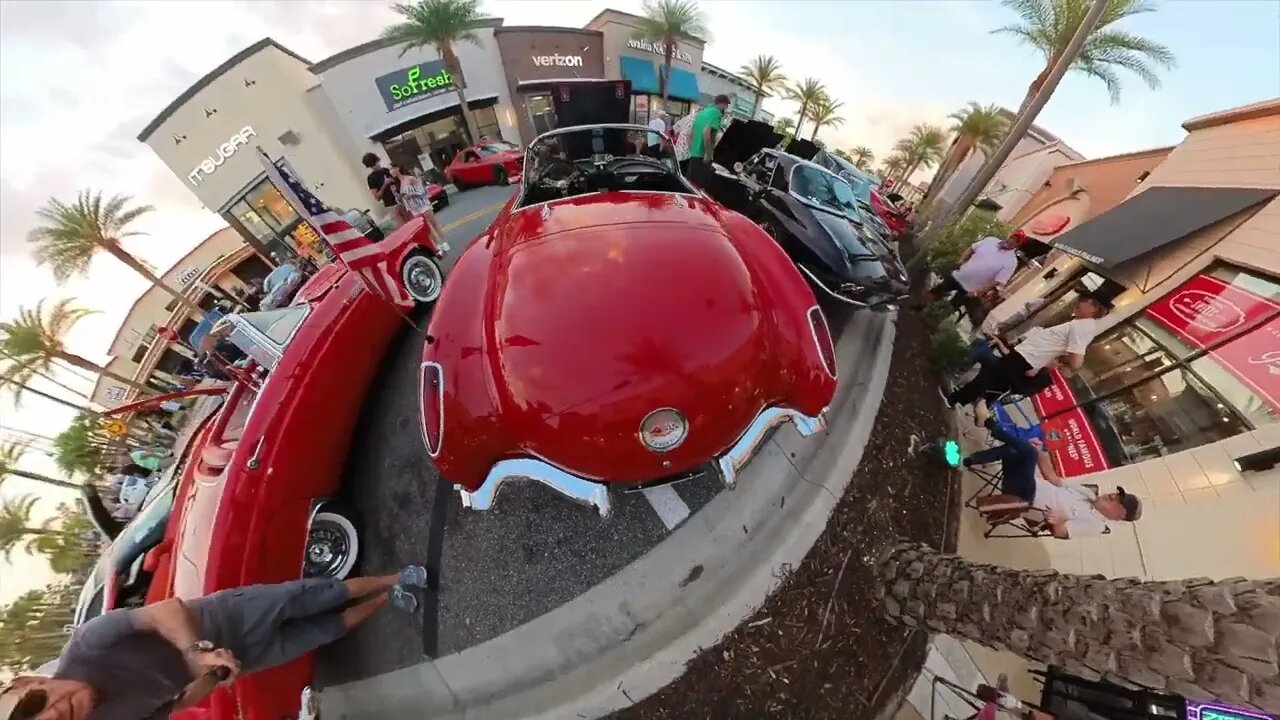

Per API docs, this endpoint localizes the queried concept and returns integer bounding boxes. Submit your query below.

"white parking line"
[641,485,691,530]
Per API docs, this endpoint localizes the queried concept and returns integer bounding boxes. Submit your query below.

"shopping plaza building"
[136,10,769,262]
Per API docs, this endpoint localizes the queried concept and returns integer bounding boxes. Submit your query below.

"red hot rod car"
[419,123,839,518]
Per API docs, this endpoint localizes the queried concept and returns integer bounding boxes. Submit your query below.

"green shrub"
[927,327,972,374]
[926,212,1014,276]
[922,301,957,331]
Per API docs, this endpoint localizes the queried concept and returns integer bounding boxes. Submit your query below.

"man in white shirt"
[646,112,668,157]
[966,420,1142,539]
[946,290,1112,408]
[926,230,1027,311]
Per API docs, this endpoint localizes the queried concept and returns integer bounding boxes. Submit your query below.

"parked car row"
[70,79,907,720]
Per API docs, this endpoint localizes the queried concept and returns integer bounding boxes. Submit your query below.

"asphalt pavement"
[313,187,866,688]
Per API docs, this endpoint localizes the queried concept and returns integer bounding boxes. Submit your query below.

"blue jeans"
[969,338,1001,370]
[966,423,1038,502]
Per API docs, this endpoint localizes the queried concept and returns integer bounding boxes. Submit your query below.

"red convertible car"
[419,123,838,518]
[444,140,523,189]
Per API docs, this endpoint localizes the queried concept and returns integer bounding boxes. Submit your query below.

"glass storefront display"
[223,177,310,259]
[384,106,505,177]
[1047,264,1280,472]
[630,94,691,126]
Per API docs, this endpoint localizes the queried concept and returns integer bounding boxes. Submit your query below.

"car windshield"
[519,125,688,208]
[790,165,860,218]
[478,143,517,155]
[118,479,176,557]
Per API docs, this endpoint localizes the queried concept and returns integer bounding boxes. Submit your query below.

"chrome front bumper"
[457,406,827,519]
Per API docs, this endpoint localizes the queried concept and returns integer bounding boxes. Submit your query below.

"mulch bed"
[612,308,960,720]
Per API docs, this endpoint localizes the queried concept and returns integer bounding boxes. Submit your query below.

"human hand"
[188,647,240,686]
[1025,368,1038,377]
[1044,508,1065,526]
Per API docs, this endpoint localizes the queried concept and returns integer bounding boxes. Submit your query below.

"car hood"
[713,120,784,169]
[482,195,792,481]
[809,210,908,288]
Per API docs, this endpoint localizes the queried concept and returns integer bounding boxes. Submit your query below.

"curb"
[321,312,899,720]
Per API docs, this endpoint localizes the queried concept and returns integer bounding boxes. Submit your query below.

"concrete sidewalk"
[320,310,898,720]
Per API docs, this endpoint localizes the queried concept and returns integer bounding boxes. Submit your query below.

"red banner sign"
[1032,369,1112,477]
[1145,273,1278,349]
[1145,273,1280,412]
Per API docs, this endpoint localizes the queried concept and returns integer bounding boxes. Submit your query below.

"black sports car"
[705,121,909,311]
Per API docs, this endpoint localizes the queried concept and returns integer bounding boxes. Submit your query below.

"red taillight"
[420,362,444,456]
[807,306,837,378]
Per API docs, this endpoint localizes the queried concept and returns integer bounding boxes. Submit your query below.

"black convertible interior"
[518,126,693,207]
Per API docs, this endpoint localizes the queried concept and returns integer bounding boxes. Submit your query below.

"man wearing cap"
[946,290,1112,408]
[925,230,1027,313]
[965,419,1142,538]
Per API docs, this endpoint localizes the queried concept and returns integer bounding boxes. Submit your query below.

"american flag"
[256,149,412,307]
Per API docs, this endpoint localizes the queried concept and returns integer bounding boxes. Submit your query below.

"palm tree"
[0,443,79,492]
[925,103,1009,206]
[0,494,46,561]
[772,116,796,136]
[807,97,845,142]
[738,54,786,120]
[995,0,1175,111]
[850,145,875,170]
[28,191,204,322]
[783,78,827,137]
[879,543,1280,707]
[0,299,153,397]
[893,124,947,185]
[381,0,495,145]
[881,154,908,183]
[634,0,709,107]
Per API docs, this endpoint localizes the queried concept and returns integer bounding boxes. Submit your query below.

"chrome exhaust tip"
[299,686,320,720]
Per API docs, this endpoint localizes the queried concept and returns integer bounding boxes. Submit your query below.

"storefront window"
[245,179,298,229]
[230,202,274,240]
[1084,366,1249,465]
[1043,264,1279,475]
[474,106,501,142]
[526,93,556,136]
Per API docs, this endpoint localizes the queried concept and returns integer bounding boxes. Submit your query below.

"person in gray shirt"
[0,566,427,720]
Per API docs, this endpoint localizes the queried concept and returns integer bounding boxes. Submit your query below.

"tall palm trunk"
[749,92,763,119]
[878,543,1280,711]
[56,351,152,396]
[1019,61,1056,114]
[810,124,820,142]
[794,102,811,137]
[1,382,92,413]
[1,468,80,491]
[103,242,204,321]
[441,43,481,145]
[0,350,90,399]
[661,34,675,106]
[926,138,975,207]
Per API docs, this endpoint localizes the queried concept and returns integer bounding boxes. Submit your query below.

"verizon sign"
[188,126,257,186]
[532,54,583,67]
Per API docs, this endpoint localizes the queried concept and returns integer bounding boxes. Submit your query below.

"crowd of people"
[928,228,1143,540]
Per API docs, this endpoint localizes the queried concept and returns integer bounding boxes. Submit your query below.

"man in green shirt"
[686,94,730,187]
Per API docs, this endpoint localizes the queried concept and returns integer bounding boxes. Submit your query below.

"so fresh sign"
[187,126,257,186]
[375,59,455,112]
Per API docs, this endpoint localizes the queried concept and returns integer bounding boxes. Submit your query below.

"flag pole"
[254,147,421,331]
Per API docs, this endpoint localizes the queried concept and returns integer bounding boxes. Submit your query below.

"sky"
[0,0,1277,601]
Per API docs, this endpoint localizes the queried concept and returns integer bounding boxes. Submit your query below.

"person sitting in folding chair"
[965,419,1142,539]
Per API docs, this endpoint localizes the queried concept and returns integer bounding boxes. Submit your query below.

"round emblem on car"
[639,408,688,453]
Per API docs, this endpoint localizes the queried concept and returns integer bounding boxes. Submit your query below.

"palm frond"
[635,0,710,43]
[382,0,492,58]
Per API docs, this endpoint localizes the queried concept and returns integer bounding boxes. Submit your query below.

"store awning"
[620,55,659,95]
[663,66,700,102]
[1054,186,1278,268]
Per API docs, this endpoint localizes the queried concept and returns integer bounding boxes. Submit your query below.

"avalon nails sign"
[188,126,257,186]
[626,38,692,64]
[376,59,455,112]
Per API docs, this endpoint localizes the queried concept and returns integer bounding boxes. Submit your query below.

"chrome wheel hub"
[304,522,350,578]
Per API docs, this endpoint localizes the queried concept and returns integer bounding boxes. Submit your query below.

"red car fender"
[713,209,838,416]
[420,234,513,488]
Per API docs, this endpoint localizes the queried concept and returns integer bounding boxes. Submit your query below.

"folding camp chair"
[962,397,1043,511]
[975,484,1111,539]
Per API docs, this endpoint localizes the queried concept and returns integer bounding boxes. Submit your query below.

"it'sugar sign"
[188,126,257,186]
